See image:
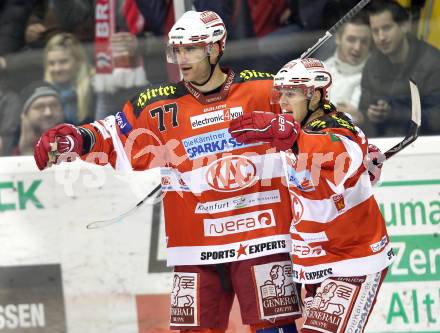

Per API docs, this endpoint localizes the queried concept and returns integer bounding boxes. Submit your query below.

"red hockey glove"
[228,112,300,151]
[367,144,384,185]
[34,123,83,170]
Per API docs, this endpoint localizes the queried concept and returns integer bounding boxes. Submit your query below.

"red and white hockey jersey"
[81,69,293,266]
[285,111,395,283]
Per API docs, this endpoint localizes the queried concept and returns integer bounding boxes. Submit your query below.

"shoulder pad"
[304,112,357,134]
[238,69,274,82]
[130,82,187,117]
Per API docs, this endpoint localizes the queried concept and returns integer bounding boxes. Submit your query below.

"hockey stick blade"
[301,0,371,59]
[86,183,162,229]
[383,80,421,161]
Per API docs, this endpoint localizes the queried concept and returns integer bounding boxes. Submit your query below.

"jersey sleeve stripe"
[96,116,133,171]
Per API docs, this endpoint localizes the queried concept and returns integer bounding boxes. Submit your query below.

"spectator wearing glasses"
[17,81,64,155]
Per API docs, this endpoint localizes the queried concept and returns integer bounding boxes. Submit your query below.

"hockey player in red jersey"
[229,58,394,332]
[33,10,302,333]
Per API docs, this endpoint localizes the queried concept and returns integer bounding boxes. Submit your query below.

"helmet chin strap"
[301,98,325,127]
[191,50,222,87]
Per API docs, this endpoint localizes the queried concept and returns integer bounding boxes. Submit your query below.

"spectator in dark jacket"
[359,0,440,136]
[25,0,94,48]
[134,0,175,36]
[135,0,236,37]
[0,0,39,83]
[0,0,38,55]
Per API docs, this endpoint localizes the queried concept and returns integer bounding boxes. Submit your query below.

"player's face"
[336,23,371,66]
[26,96,64,133]
[46,49,76,85]
[170,45,209,64]
[278,88,308,123]
[369,11,406,57]
[179,55,212,84]
[167,44,216,83]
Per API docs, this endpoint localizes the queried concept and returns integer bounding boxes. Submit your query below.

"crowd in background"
[0,0,439,156]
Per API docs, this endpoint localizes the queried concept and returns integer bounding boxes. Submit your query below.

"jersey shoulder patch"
[131,82,187,118]
[304,111,357,135]
[237,69,274,82]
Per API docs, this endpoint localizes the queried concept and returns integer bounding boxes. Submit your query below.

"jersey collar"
[183,68,235,105]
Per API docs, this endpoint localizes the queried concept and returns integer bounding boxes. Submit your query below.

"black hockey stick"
[86,184,162,229]
[301,0,371,59]
[381,80,421,161]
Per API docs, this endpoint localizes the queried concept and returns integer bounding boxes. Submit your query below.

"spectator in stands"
[253,0,362,72]
[250,0,304,71]
[134,0,236,38]
[134,0,175,36]
[0,0,39,55]
[0,84,21,156]
[0,0,41,91]
[94,31,149,119]
[324,13,372,124]
[17,81,64,155]
[90,1,149,118]
[360,0,440,136]
[25,0,94,48]
[43,33,95,125]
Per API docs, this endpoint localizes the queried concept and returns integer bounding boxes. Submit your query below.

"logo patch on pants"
[170,272,199,326]
[253,261,302,320]
[303,279,360,333]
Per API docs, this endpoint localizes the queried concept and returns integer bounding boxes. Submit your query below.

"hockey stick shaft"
[301,0,371,59]
[383,80,421,161]
[86,184,162,229]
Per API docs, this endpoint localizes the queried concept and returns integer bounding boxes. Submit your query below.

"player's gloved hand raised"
[34,124,83,170]
[367,144,384,185]
[228,111,300,151]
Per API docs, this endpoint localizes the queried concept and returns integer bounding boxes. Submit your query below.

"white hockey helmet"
[271,58,332,104]
[167,10,227,64]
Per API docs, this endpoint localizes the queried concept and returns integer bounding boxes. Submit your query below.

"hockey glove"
[367,144,384,185]
[228,112,300,151]
[34,123,83,170]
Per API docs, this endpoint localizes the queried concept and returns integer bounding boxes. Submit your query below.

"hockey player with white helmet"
[230,58,393,332]
[271,58,333,125]
[166,10,227,86]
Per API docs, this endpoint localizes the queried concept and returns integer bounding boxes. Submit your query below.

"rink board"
[0,136,439,333]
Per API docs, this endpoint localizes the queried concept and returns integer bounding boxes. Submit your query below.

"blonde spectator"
[44,33,94,125]
[324,14,372,125]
